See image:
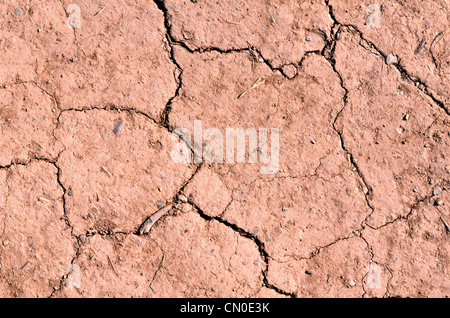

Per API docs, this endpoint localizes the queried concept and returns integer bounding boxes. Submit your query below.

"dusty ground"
[0,0,449,298]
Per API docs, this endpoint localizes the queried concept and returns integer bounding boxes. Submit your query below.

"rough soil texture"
[0,0,449,298]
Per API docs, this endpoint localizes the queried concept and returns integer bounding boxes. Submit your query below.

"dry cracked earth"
[0,0,449,298]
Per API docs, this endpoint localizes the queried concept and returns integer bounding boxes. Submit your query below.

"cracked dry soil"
[0,0,449,298]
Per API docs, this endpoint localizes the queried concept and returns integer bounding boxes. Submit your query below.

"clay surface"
[0,0,448,298]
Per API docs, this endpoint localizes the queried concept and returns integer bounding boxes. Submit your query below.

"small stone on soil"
[178,194,188,203]
[386,53,398,65]
[433,186,442,196]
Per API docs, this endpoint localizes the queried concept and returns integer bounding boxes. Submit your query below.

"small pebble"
[281,205,287,211]
[270,16,275,23]
[413,187,418,193]
[347,280,356,287]
[68,190,74,196]
[386,53,398,65]
[306,36,312,42]
[14,8,23,15]
[305,270,314,275]
[79,235,87,243]
[156,202,164,208]
[433,186,442,196]
[178,194,188,203]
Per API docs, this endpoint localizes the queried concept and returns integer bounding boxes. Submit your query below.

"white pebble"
[386,53,398,65]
